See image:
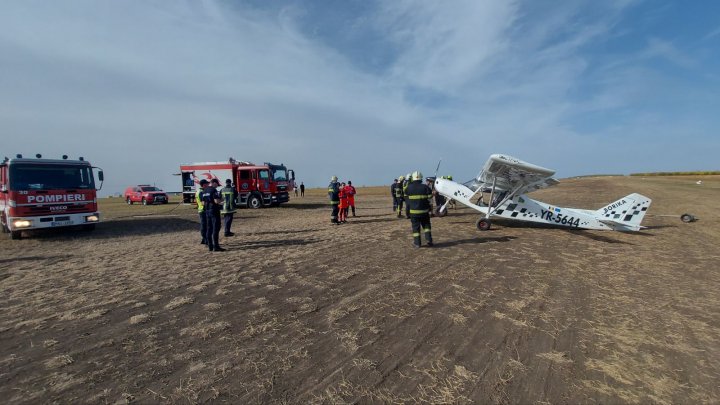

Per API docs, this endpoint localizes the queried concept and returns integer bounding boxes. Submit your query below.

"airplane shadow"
[561,230,635,244]
[0,255,73,264]
[282,203,330,209]
[432,236,517,248]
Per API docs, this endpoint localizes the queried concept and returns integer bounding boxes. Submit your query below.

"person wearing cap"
[328,175,340,224]
[221,179,238,237]
[196,179,209,245]
[406,170,434,248]
[201,178,226,251]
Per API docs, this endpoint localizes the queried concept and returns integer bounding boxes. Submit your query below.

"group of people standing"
[196,178,238,252]
[327,176,356,224]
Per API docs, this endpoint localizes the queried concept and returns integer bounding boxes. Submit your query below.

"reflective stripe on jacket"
[220,186,237,214]
[406,181,432,216]
[195,189,205,213]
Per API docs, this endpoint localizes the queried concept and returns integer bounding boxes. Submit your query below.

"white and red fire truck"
[1,154,104,240]
[180,159,295,208]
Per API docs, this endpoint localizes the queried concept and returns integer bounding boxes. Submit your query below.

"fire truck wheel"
[126,197,133,205]
[248,194,262,209]
[142,198,147,206]
[10,230,22,240]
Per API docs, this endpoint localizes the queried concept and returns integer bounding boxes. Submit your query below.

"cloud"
[1,0,718,196]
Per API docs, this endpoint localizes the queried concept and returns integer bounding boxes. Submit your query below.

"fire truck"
[180,159,295,208]
[1,154,104,240]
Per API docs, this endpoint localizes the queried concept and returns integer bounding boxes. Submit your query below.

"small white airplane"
[434,154,652,232]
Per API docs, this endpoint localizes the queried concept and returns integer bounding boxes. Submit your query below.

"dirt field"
[1,176,719,404]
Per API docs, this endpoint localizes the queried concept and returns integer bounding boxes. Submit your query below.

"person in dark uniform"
[394,175,405,217]
[196,179,209,245]
[202,178,225,251]
[390,179,398,212]
[221,179,238,237]
[403,172,411,219]
[328,176,340,224]
[300,182,305,197]
[406,171,434,248]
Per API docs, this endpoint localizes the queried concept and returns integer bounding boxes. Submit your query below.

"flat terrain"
[1,176,719,404]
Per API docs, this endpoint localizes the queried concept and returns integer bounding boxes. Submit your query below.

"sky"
[1,0,718,195]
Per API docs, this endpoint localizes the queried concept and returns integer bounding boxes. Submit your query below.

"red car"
[124,185,169,205]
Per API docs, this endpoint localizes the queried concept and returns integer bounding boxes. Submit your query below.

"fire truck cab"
[1,154,104,240]
[180,159,295,208]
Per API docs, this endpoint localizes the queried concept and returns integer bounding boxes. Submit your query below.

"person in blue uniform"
[221,179,238,237]
[328,176,340,224]
[202,178,225,251]
[196,179,209,245]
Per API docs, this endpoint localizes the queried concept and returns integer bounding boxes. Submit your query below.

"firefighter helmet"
[412,171,423,181]
[331,175,338,182]
[398,175,405,181]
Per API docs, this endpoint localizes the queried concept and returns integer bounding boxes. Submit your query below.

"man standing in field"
[328,176,340,224]
[202,178,225,251]
[390,178,398,213]
[300,182,305,197]
[394,176,405,217]
[221,179,238,237]
[196,179,209,245]
[345,181,357,217]
[406,171,434,248]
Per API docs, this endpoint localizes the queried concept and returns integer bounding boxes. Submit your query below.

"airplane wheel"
[435,206,447,217]
[476,218,491,231]
[680,213,695,223]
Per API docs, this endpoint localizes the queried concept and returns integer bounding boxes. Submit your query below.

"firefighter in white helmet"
[406,170,434,248]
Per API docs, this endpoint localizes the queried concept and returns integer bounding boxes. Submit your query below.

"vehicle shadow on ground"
[93,217,198,238]
[228,239,322,250]
[432,236,517,247]
[0,255,73,264]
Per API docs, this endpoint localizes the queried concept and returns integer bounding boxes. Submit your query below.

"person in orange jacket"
[344,181,357,217]
[338,182,348,223]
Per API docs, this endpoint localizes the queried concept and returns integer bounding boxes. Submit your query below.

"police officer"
[196,179,209,244]
[202,178,225,251]
[221,179,238,237]
[328,175,340,224]
[394,176,405,217]
[406,171,434,248]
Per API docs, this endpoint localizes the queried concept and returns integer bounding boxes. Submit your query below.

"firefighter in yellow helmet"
[406,170,434,248]
[328,175,341,224]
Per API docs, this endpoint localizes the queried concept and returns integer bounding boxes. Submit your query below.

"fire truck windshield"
[271,168,288,181]
[9,163,96,191]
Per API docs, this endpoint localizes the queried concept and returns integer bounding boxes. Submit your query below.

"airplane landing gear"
[476,217,491,231]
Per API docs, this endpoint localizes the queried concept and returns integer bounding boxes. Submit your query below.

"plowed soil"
[1,176,719,404]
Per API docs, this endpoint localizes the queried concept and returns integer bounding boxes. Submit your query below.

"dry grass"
[1,176,719,404]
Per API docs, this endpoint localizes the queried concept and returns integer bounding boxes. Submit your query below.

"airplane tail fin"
[596,193,652,230]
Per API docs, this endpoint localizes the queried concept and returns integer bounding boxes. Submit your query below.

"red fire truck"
[180,159,295,208]
[1,154,104,240]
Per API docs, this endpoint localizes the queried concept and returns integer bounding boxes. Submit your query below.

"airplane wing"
[470,154,558,194]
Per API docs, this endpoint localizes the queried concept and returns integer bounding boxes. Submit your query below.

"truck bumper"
[7,212,100,231]
[272,192,290,204]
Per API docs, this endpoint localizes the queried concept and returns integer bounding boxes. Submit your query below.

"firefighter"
[221,179,238,237]
[202,178,225,251]
[406,171,434,248]
[390,179,399,212]
[338,182,348,223]
[328,175,340,224]
[345,181,357,217]
[196,179,209,245]
[394,176,405,217]
[403,172,411,218]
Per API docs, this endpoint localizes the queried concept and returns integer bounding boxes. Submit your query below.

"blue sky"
[1,0,718,194]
